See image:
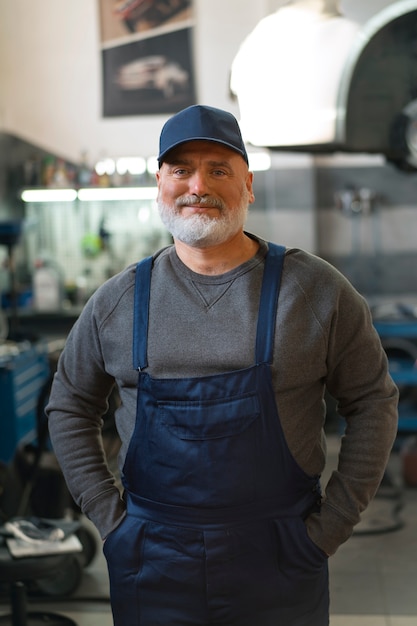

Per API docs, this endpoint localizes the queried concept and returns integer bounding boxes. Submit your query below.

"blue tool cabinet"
[0,343,50,463]
[373,321,417,433]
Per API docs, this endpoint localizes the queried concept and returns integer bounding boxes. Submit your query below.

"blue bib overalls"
[104,244,329,625]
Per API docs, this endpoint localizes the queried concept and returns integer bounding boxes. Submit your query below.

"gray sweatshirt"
[46,236,398,556]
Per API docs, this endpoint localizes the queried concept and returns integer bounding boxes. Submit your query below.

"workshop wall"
[0,0,415,300]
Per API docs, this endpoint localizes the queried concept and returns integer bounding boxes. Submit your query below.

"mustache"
[175,195,225,210]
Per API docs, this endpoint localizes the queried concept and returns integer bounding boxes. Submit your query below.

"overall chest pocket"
[145,393,261,507]
[160,393,259,440]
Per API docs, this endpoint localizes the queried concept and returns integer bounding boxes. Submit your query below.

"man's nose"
[189,171,209,196]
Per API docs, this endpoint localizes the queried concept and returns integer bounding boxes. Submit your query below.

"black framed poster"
[99,0,196,116]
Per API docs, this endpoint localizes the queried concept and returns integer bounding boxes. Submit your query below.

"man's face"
[156,141,255,248]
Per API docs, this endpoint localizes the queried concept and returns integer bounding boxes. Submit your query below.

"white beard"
[158,194,249,248]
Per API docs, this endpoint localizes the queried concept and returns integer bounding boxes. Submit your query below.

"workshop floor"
[1,434,416,626]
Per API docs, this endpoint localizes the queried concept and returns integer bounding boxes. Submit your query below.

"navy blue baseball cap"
[158,105,249,166]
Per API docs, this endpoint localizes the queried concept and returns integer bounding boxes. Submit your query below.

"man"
[46,104,398,626]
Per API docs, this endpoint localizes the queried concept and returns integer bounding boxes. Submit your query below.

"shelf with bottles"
[20,153,160,199]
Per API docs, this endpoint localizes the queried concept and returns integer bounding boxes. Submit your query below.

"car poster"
[99,0,196,116]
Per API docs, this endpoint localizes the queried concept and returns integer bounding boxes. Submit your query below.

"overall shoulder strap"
[132,255,153,370]
[255,243,286,364]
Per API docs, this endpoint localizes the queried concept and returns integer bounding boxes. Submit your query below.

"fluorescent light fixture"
[21,189,78,203]
[248,151,271,171]
[20,187,158,203]
[147,156,159,174]
[77,187,158,201]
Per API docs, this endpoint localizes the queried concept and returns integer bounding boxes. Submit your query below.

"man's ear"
[246,171,255,204]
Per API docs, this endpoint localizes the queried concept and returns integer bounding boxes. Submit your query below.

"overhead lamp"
[230,0,359,148]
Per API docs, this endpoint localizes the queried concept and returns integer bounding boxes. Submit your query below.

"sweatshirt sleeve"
[46,280,129,539]
[305,264,399,555]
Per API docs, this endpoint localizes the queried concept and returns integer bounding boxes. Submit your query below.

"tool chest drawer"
[0,343,50,463]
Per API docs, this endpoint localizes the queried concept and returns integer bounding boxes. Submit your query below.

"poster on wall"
[98,0,196,116]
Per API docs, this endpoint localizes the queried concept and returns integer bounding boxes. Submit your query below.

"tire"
[36,554,83,597]
[76,525,98,568]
